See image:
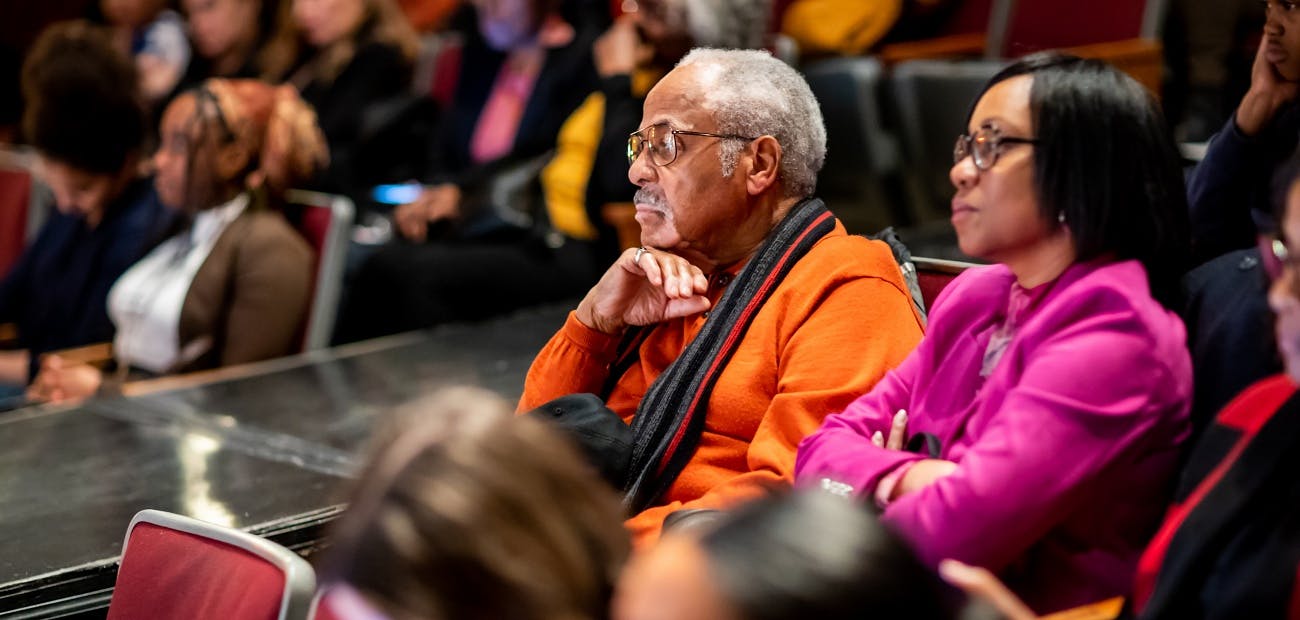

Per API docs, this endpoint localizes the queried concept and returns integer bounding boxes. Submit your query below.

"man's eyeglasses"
[1260,233,1300,281]
[953,126,1038,171]
[1259,0,1300,14]
[628,122,758,167]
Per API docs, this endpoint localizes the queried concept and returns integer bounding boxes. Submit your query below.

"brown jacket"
[176,209,314,372]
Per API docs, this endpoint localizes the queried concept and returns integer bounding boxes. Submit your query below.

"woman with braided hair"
[28,78,329,402]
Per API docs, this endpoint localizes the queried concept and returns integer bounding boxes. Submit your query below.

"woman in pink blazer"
[796,53,1193,615]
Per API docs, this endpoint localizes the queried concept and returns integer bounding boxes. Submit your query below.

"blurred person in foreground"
[314,387,629,620]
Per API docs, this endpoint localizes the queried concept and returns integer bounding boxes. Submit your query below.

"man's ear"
[744,136,781,196]
[214,142,252,183]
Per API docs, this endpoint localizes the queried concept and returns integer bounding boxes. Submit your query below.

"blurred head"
[153,78,327,211]
[1263,0,1300,81]
[21,21,145,221]
[1265,157,1300,384]
[613,492,958,620]
[183,0,262,61]
[318,387,630,620]
[632,0,769,63]
[627,49,824,263]
[293,0,368,47]
[951,53,1188,306]
[470,0,558,51]
[100,0,168,28]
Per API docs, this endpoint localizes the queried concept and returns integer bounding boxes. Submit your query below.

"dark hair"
[696,492,959,620]
[319,387,629,620]
[972,53,1190,309]
[21,21,146,174]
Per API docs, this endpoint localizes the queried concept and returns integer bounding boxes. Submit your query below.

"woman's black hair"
[695,492,958,620]
[971,53,1191,309]
[21,21,146,175]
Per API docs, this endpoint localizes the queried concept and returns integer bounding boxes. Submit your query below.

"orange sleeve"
[517,311,622,412]
[625,274,924,547]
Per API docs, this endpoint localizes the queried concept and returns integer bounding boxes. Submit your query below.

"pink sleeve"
[794,338,929,495]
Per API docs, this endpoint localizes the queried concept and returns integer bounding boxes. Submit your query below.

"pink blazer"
[795,259,1192,613]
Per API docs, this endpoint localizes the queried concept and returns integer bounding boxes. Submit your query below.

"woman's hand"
[871,409,958,500]
[939,560,1039,620]
[27,355,103,404]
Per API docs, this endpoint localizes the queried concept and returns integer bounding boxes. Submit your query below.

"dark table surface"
[0,303,569,618]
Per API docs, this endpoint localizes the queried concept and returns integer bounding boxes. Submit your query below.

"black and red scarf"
[607,197,837,513]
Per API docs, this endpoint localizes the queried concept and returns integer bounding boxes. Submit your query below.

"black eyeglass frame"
[627,122,759,167]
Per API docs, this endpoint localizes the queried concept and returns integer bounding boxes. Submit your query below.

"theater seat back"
[107,509,316,620]
[285,190,355,351]
[914,256,978,311]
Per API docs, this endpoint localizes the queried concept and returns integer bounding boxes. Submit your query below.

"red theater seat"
[107,509,316,620]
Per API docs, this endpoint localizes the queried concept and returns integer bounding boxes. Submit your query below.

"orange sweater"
[519,223,924,547]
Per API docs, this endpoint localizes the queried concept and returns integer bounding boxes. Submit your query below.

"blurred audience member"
[613,491,986,620]
[796,54,1192,614]
[0,22,173,390]
[175,0,300,92]
[315,387,629,620]
[521,49,923,548]
[1182,2,1300,432]
[290,0,419,194]
[568,0,770,257]
[332,0,604,342]
[1188,1,1300,263]
[780,0,956,57]
[28,78,327,403]
[98,0,191,104]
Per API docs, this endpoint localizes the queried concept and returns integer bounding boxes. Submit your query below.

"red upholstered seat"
[107,510,316,620]
[0,164,33,280]
[285,190,354,351]
[914,257,977,311]
[1001,0,1151,56]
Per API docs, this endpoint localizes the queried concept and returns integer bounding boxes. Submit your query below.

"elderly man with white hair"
[520,49,924,547]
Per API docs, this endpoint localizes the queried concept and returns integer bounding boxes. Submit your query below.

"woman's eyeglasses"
[1259,233,1300,281]
[953,126,1038,171]
[627,122,757,167]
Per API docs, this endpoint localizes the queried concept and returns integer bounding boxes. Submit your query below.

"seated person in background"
[0,22,173,390]
[314,387,629,620]
[332,0,606,342]
[28,78,328,402]
[97,0,192,105]
[520,49,924,548]
[796,54,1194,614]
[944,155,1300,620]
[289,0,419,195]
[1181,3,1300,429]
[1188,0,1300,265]
[566,0,772,260]
[174,0,300,93]
[779,0,957,58]
[614,491,985,620]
